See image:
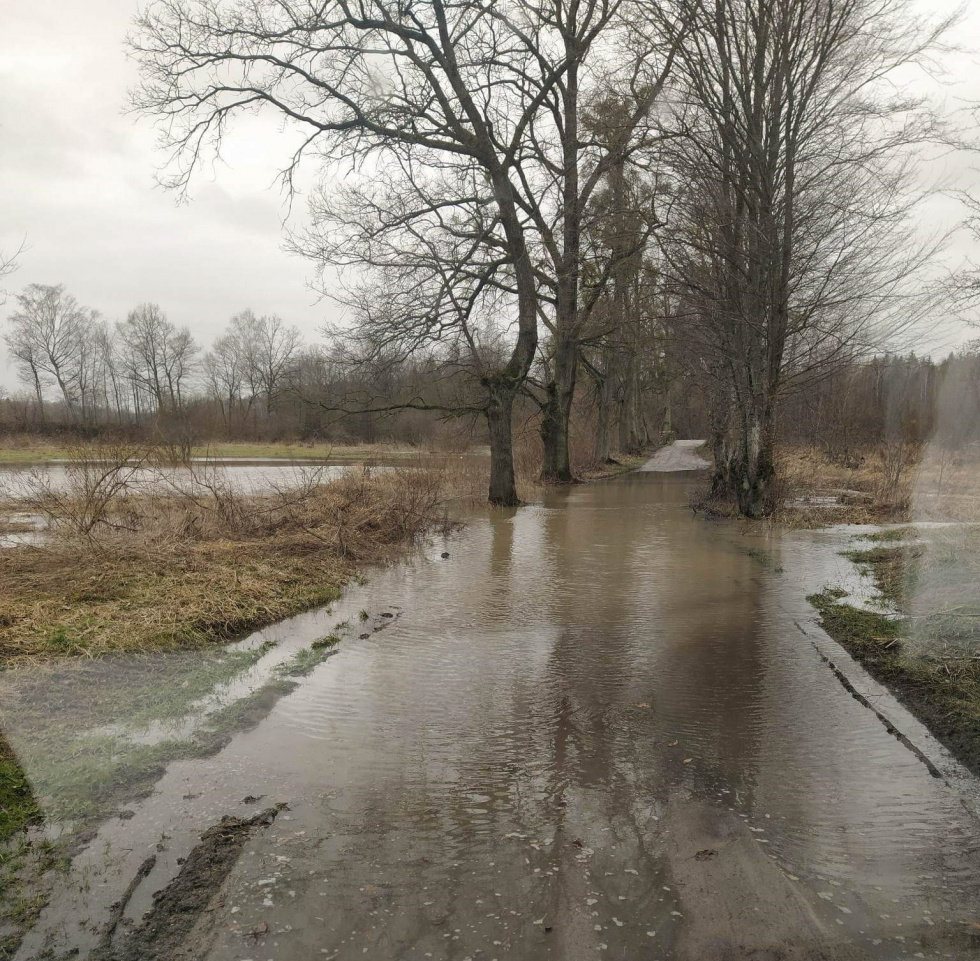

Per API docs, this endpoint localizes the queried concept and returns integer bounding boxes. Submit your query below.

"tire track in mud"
[87,805,286,961]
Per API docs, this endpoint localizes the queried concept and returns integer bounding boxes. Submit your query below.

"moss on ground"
[0,737,39,848]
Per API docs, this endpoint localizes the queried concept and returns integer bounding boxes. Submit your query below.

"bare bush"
[23,442,151,539]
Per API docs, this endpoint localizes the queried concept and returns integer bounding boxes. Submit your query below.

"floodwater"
[0,458,371,500]
[4,464,980,960]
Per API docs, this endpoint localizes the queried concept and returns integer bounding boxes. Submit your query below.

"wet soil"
[89,805,285,961]
[4,465,980,960]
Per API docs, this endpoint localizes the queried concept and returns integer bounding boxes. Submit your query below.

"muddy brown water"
[5,467,980,960]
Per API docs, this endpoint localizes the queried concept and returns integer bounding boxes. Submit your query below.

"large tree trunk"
[540,54,580,487]
[733,401,776,517]
[486,384,520,507]
[709,382,735,496]
[539,335,577,484]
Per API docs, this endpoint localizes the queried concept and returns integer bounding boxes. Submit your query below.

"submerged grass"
[0,664,303,959]
[0,737,40,848]
[810,525,980,776]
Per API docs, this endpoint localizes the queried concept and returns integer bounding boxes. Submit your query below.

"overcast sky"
[2,0,980,394]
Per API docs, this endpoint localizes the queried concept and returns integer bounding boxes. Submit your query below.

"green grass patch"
[809,572,980,777]
[0,739,40,847]
[858,526,919,543]
[275,642,339,678]
[311,633,342,650]
[841,544,923,607]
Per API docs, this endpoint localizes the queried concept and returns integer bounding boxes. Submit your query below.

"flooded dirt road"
[5,463,980,960]
[638,440,711,472]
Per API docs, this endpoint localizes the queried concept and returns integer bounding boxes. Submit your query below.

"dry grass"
[910,443,980,522]
[0,425,649,665]
[0,464,445,666]
[775,444,917,526]
[777,442,980,527]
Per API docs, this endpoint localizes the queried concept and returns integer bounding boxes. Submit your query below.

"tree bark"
[540,53,580,486]
[539,334,577,483]
[486,384,520,507]
[593,351,617,463]
[733,401,776,517]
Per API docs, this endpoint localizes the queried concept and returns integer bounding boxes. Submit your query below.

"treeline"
[2,285,299,434]
[780,351,980,461]
[6,277,975,475]
[0,279,668,450]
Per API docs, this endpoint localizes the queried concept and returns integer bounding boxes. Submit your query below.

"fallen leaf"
[633,702,651,709]
[683,758,693,764]
[669,740,678,746]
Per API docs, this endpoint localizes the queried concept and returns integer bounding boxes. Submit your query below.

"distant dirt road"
[639,439,710,471]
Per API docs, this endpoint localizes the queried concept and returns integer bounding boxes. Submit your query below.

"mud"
[89,806,285,961]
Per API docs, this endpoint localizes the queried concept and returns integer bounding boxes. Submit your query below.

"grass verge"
[809,526,980,777]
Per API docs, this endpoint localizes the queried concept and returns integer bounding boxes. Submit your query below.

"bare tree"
[203,325,250,434]
[130,0,551,504]
[117,303,200,414]
[238,311,303,415]
[520,22,680,483]
[0,239,24,307]
[4,284,96,424]
[662,0,948,515]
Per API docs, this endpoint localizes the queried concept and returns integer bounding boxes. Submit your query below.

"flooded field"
[2,468,979,960]
[0,458,378,500]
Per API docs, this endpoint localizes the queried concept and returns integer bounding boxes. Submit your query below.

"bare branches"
[660,0,951,515]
